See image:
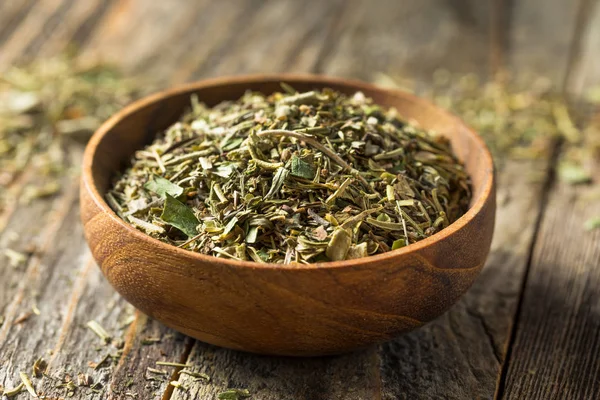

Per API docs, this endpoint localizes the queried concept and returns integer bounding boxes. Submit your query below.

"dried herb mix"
[108,85,471,263]
[0,54,141,211]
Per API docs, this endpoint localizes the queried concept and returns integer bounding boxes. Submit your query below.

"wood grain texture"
[563,0,600,95]
[30,0,106,58]
[187,0,343,81]
[0,0,38,47]
[319,0,492,82]
[0,178,81,392]
[172,342,380,400]
[83,0,211,73]
[501,160,600,398]
[0,0,68,68]
[105,313,192,400]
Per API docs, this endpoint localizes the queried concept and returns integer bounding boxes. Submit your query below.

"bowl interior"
[89,75,491,231]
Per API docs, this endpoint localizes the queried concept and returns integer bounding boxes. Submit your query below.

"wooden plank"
[564,0,600,95]
[36,264,192,399]
[157,0,257,85]
[18,0,78,58]
[82,0,211,73]
[188,0,344,80]
[380,159,553,399]
[0,3,200,397]
[29,0,106,58]
[508,0,583,86]
[500,150,600,397]
[172,343,379,400]
[0,175,81,392]
[0,148,83,338]
[70,0,115,50]
[0,0,69,68]
[105,313,193,399]
[319,0,492,82]
[0,170,35,232]
[0,0,38,47]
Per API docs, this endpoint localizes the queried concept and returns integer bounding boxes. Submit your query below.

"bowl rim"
[82,73,495,270]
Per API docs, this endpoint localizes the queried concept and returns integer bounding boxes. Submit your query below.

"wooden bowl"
[81,75,495,356]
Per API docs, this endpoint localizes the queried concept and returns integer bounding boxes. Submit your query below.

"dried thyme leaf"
[178,370,210,381]
[218,389,252,400]
[141,337,161,345]
[160,194,199,237]
[170,380,188,390]
[155,361,192,368]
[264,167,289,200]
[86,320,112,344]
[19,372,37,398]
[3,383,24,398]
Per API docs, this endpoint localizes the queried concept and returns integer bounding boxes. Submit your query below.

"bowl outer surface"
[81,75,496,356]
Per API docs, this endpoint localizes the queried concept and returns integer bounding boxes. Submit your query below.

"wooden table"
[1,1,599,399]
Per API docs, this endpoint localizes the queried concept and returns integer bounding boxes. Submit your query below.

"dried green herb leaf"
[218,389,252,400]
[265,167,289,200]
[86,320,112,344]
[144,175,184,198]
[392,238,406,250]
[127,216,165,235]
[584,216,600,231]
[366,217,404,231]
[2,248,27,268]
[212,164,236,178]
[290,156,316,179]
[161,194,199,237]
[170,380,188,390]
[178,370,210,381]
[156,361,192,368]
[558,162,592,184]
[19,372,37,398]
[246,226,259,244]
[223,217,239,236]
[326,227,352,261]
[346,242,368,259]
[3,383,24,398]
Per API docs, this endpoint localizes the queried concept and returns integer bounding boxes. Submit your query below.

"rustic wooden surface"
[0,0,599,399]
